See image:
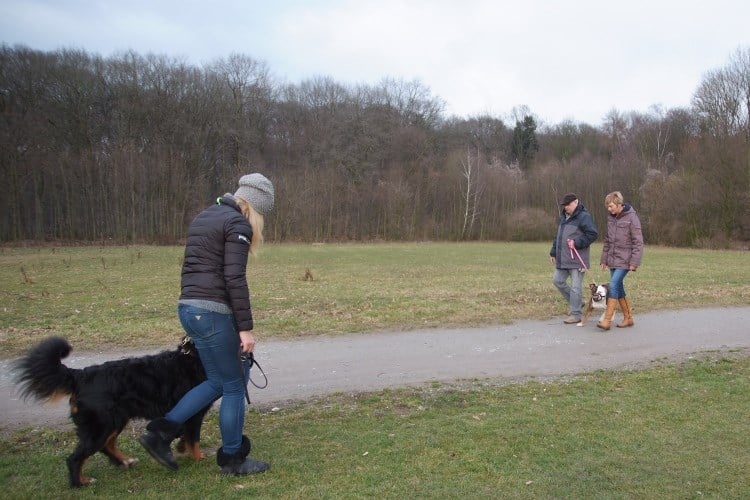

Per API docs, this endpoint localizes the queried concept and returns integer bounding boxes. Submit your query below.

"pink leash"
[568,239,589,271]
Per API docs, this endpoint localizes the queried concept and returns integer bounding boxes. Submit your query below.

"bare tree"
[692,47,750,142]
[459,147,483,239]
[2,45,749,246]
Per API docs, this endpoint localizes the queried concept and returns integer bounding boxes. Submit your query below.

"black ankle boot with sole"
[216,436,270,475]
[138,417,182,470]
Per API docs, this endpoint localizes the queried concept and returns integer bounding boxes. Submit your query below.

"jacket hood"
[611,203,634,218]
[218,194,242,212]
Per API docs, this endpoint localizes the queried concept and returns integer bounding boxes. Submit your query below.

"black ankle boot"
[138,417,182,470]
[216,436,269,475]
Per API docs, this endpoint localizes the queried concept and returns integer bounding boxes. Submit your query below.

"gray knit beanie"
[234,173,274,215]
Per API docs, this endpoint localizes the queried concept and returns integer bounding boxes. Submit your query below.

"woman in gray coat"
[598,191,644,330]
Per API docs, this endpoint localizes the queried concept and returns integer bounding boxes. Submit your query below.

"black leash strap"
[239,351,268,405]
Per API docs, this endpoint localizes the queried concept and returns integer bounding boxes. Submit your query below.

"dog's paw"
[121,458,138,469]
[576,322,583,327]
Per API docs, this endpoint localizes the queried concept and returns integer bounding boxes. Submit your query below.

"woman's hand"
[239,330,256,353]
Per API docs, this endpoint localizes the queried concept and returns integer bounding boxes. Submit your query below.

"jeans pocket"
[179,305,210,338]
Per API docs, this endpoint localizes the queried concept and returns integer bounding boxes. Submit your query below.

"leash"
[570,241,609,285]
[568,239,589,272]
[239,351,268,405]
[569,240,611,288]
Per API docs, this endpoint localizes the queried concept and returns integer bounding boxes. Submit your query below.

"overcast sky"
[2,0,749,125]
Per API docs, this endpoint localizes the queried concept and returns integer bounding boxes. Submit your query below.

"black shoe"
[217,435,269,475]
[138,418,181,470]
[220,458,270,475]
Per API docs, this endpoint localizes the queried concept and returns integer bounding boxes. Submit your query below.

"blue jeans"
[608,268,630,299]
[553,268,585,318]
[166,304,250,454]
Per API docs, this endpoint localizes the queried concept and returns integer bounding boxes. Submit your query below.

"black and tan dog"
[577,282,609,326]
[13,336,212,487]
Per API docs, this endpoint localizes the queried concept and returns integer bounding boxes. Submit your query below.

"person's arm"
[225,220,254,332]
[578,212,598,249]
[629,213,644,270]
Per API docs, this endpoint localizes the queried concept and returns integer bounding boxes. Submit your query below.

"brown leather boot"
[617,297,634,328]
[597,298,618,330]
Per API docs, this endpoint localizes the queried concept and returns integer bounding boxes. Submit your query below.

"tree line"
[1,45,748,247]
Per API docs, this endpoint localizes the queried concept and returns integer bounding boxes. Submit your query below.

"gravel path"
[1,307,748,432]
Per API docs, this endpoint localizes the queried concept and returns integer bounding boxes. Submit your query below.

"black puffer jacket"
[179,195,255,331]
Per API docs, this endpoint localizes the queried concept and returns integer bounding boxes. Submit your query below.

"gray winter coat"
[600,204,644,269]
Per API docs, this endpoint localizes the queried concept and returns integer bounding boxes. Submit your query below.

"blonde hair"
[236,196,264,256]
[604,191,624,207]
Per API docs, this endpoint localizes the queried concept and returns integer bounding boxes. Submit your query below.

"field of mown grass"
[1,243,748,498]
[2,242,748,356]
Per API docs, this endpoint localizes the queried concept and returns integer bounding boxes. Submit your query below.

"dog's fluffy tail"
[13,336,76,402]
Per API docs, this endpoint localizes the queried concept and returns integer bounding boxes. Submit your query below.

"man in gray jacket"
[549,193,598,324]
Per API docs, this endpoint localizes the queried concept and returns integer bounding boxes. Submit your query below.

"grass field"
[1,354,748,498]
[1,242,749,356]
[1,243,749,498]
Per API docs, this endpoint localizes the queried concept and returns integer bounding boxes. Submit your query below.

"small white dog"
[577,283,608,326]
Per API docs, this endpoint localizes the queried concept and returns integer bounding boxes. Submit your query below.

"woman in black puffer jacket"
[140,173,274,476]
